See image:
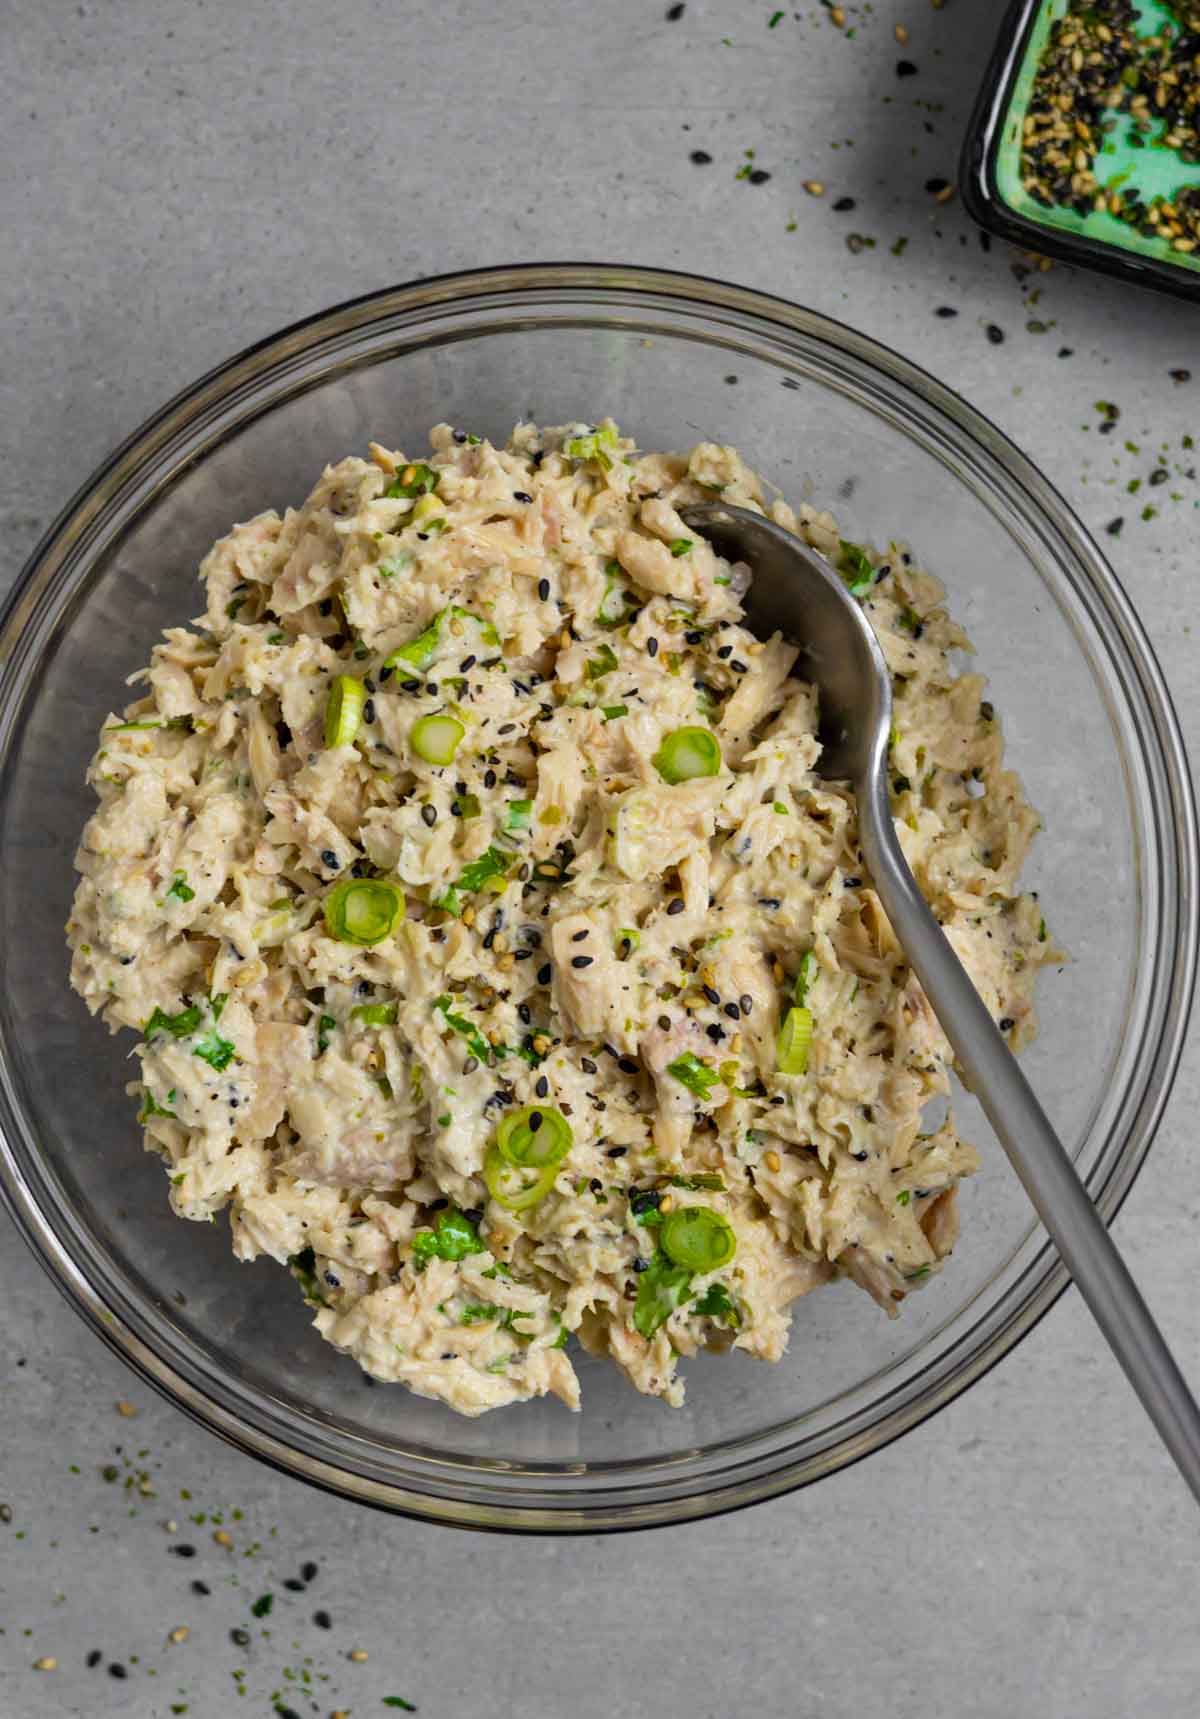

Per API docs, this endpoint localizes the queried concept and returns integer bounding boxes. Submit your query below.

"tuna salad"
[67,420,1057,1416]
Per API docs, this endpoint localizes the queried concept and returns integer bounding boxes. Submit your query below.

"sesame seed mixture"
[1020,0,1200,254]
[66,421,1057,1415]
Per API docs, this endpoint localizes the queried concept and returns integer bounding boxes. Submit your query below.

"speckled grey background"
[2,1,1199,1715]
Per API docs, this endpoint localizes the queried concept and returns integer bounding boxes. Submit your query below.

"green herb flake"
[411,1207,485,1268]
[250,1593,274,1618]
[666,1051,721,1099]
[669,537,693,557]
[633,1250,694,1339]
[166,870,195,903]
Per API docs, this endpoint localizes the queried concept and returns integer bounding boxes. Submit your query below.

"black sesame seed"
[460,654,477,671]
[528,1110,544,1133]
[1106,518,1125,537]
[572,954,595,969]
[535,1075,550,1098]
[667,0,685,16]
[833,195,856,211]
[284,1577,306,1591]
[999,1016,1015,1032]
[924,176,950,194]
[935,305,959,318]
[168,1543,196,1558]
[518,1002,532,1024]
[571,928,589,942]
[1169,368,1192,384]
[362,698,376,724]
[231,1627,251,1646]
[607,1144,628,1158]
[515,491,534,504]
[667,897,685,916]
[706,1024,725,1042]
[730,659,749,674]
[690,148,712,164]
[537,963,552,985]
[191,1580,211,1596]
[658,1015,672,1031]
[313,1609,332,1629]
[632,1255,651,1271]
[739,993,754,1016]
[703,985,721,1005]
[646,637,659,657]
[462,1055,479,1075]
[748,168,771,184]
[320,849,339,871]
[453,427,467,443]
[537,577,551,600]
[1149,467,1169,486]
[109,1664,128,1679]
[618,1056,640,1074]
[723,1002,741,1021]
[379,664,394,683]
[896,58,918,76]
[402,678,420,692]
[87,1649,102,1668]
[421,804,437,827]
[716,643,732,660]
[986,324,1005,345]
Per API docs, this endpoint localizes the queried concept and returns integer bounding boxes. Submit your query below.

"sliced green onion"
[410,712,464,765]
[777,1005,813,1075]
[597,560,639,627]
[602,704,628,721]
[505,799,533,830]
[324,878,405,946]
[653,726,722,784]
[350,1002,398,1027]
[484,1145,558,1212]
[837,540,875,598]
[324,676,366,747]
[385,462,439,500]
[586,642,619,681]
[666,1051,722,1099]
[660,1205,737,1273]
[411,492,446,527]
[433,994,492,1064]
[453,792,481,820]
[138,1087,178,1123]
[793,950,818,1006]
[564,426,618,466]
[496,1104,573,1170]
[316,1014,336,1055]
[668,1173,726,1191]
[385,605,499,674]
[435,845,511,915]
[669,538,693,558]
[378,550,414,579]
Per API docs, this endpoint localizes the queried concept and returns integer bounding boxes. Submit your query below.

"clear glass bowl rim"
[0,262,1195,1534]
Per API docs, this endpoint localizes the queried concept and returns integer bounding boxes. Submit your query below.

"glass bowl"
[0,264,1194,1533]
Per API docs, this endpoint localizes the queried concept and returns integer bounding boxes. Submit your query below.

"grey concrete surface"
[2,1,1199,1715]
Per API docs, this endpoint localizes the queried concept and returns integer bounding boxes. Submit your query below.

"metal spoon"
[682,501,1200,1502]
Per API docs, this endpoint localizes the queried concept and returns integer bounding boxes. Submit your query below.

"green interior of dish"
[994,0,1200,272]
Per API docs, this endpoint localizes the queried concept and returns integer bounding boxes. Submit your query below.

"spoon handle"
[859,773,1200,1504]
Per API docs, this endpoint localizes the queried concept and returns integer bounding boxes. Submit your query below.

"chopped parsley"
[665,1051,721,1099]
[165,870,195,903]
[410,1207,485,1268]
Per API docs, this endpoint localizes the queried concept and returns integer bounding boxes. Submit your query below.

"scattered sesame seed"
[349,1647,370,1663]
[169,1626,190,1645]
[690,149,712,165]
[33,1657,57,1672]
[802,179,825,196]
[213,1528,234,1548]
[764,1149,782,1172]
[116,1400,137,1418]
